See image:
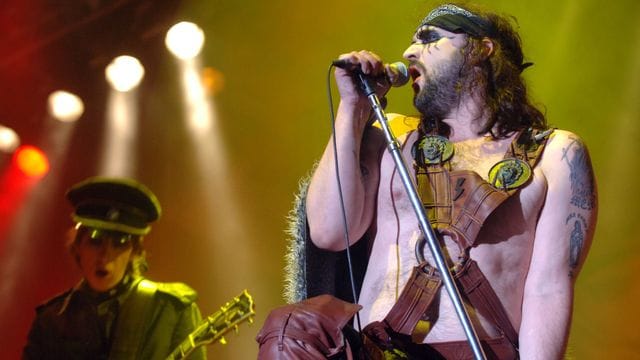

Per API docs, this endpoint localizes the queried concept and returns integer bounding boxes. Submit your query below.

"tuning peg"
[234,325,239,334]
[220,337,227,345]
[249,318,254,324]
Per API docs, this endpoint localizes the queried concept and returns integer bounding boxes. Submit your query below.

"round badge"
[488,158,532,190]
[412,135,454,165]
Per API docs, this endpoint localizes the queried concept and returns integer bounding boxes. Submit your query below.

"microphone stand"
[356,73,487,360]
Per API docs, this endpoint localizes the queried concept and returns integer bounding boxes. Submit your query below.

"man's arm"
[306,51,388,251]
[519,130,598,359]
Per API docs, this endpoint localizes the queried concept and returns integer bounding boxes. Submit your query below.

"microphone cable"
[325,63,364,335]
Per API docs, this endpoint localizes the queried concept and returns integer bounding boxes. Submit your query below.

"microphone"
[331,59,409,87]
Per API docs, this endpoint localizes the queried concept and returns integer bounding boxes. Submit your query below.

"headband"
[419,4,533,72]
[420,4,494,38]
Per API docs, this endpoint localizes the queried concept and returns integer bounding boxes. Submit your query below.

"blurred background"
[0,0,638,358]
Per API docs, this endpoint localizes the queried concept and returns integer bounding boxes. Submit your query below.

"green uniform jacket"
[23,277,206,359]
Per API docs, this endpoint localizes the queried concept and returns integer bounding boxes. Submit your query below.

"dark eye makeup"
[414,27,442,45]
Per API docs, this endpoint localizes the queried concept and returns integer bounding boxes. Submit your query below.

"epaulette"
[155,282,198,305]
[35,289,73,313]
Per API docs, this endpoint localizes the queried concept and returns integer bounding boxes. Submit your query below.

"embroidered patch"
[413,135,454,165]
[488,158,532,190]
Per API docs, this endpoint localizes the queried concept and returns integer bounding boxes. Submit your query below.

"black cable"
[326,64,363,334]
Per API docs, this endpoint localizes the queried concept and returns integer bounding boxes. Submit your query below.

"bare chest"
[357,134,548,339]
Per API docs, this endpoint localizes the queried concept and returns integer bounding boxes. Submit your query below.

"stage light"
[0,125,20,153]
[13,145,49,178]
[165,21,205,60]
[105,55,145,92]
[47,90,84,122]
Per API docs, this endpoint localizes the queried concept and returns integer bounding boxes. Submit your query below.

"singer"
[257,3,597,359]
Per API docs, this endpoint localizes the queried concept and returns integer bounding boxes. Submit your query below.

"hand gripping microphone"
[331,59,409,87]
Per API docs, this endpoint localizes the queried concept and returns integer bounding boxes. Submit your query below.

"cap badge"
[107,208,121,221]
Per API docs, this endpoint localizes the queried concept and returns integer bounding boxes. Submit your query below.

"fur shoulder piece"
[282,165,371,305]
[283,171,313,304]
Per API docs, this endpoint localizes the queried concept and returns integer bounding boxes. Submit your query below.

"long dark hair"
[424,3,547,138]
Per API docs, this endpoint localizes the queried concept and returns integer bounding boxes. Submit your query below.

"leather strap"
[456,259,518,347]
[378,259,518,350]
[382,264,442,340]
[508,128,552,168]
[108,279,157,359]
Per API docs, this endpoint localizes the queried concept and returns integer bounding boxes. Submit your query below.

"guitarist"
[23,177,206,359]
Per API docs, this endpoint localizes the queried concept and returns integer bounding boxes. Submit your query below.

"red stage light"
[13,145,49,178]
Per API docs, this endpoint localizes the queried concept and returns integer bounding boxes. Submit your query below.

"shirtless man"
[257,3,597,359]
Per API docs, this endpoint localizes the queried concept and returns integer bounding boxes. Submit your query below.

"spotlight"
[47,90,84,122]
[13,145,49,178]
[105,55,145,92]
[165,21,205,60]
[0,125,20,153]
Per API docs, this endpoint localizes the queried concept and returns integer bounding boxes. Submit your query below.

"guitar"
[166,289,255,359]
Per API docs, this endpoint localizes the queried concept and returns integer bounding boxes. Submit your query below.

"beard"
[413,52,468,123]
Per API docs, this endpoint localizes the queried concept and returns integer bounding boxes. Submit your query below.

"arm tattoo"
[566,213,587,277]
[562,137,594,276]
[562,137,596,210]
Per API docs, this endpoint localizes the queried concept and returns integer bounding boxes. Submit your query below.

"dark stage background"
[1,0,638,358]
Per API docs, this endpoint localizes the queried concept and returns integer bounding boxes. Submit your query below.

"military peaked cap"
[66,177,161,235]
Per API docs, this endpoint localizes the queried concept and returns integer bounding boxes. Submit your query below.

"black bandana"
[420,4,494,38]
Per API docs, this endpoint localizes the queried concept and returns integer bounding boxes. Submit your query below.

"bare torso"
[357,130,548,343]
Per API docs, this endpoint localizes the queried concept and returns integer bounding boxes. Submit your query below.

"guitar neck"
[165,290,255,360]
[166,330,205,360]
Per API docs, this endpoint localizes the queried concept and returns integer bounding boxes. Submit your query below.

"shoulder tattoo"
[562,136,596,211]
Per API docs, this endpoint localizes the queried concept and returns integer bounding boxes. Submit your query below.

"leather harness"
[363,128,552,358]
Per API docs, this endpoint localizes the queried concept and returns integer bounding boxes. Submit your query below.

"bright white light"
[165,22,205,60]
[0,125,20,153]
[101,90,138,177]
[105,55,145,92]
[183,64,211,131]
[47,90,84,122]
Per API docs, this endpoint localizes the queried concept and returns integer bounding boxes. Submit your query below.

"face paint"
[414,26,445,45]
